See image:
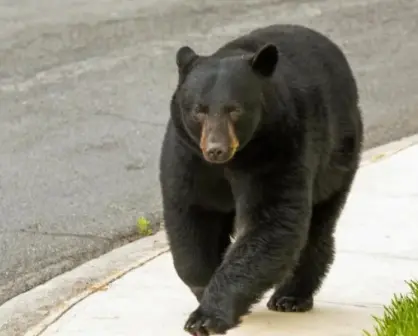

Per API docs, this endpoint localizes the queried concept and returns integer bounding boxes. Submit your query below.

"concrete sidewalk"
[27,144,418,336]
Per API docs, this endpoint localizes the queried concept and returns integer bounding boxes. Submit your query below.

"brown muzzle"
[200,115,239,164]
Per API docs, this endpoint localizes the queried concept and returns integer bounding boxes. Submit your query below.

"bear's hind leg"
[267,176,355,313]
[165,207,234,302]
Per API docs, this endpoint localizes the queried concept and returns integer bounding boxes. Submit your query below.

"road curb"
[360,134,418,167]
[24,243,170,336]
[3,134,418,336]
[0,230,169,336]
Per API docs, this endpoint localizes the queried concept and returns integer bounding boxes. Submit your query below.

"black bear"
[159,24,364,335]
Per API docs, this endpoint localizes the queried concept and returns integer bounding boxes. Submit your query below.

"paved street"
[0,0,417,305]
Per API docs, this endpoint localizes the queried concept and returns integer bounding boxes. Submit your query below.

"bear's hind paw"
[267,295,313,313]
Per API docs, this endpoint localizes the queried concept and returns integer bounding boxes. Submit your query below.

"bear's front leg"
[164,205,234,302]
[184,170,312,335]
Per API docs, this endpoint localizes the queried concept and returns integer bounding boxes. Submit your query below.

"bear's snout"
[199,116,239,164]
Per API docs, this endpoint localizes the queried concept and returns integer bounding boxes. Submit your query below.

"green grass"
[363,280,418,336]
[136,216,153,236]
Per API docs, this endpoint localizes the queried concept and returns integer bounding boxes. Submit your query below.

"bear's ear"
[250,43,279,77]
[176,46,199,70]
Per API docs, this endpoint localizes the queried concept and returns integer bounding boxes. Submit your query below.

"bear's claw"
[184,307,229,335]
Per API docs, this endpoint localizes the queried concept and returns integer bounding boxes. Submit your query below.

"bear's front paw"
[184,306,236,335]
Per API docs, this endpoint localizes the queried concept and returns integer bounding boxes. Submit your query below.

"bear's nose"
[206,143,228,162]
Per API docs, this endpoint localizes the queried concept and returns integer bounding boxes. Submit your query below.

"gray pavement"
[1,0,418,307]
[25,143,418,336]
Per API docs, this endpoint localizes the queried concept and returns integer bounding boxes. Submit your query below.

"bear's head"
[172,43,279,164]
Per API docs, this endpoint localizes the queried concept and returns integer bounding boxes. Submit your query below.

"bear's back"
[215,24,358,107]
[213,25,363,203]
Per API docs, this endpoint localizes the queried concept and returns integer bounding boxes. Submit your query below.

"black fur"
[159,24,363,335]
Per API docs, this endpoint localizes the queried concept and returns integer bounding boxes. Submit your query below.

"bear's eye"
[191,104,208,122]
[225,105,242,122]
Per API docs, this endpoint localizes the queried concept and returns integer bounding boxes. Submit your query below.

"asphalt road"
[0,0,417,306]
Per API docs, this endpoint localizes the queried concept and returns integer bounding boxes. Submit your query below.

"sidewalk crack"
[317,299,383,309]
[338,249,418,261]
